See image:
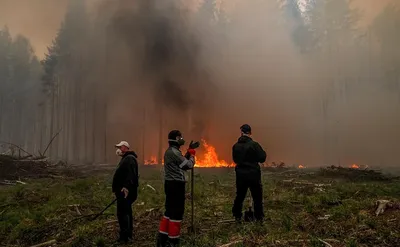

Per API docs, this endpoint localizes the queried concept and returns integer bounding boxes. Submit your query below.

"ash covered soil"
[1,164,400,247]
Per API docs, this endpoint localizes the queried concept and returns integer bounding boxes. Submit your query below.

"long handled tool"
[185,140,200,234]
[91,198,117,221]
[190,166,194,232]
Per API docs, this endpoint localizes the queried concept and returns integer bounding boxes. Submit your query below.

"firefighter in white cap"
[112,141,139,244]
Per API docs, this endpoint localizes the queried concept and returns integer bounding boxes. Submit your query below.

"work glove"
[188,140,200,149]
[184,140,200,159]
[187,148,196,156]
[184,148,195,159]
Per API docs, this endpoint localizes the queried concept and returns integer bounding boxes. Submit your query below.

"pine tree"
[0,26,42,152]
[0,26,12,141]
[40,0,90,161]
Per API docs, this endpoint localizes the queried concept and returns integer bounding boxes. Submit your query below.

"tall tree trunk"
[141,107,146,164]
[62,79,68,160]
[84,99,88,163]
[65,78,73,161]
[33,105,38,154]
[103,101,108,163]
[9,100,16,143]
[0,96,3,140]
[158,106,163,165]
[49,86,56,158]
[73,78,81,163]
[54,78,61,159]
[91,90,97,163]
[39,104,45,152]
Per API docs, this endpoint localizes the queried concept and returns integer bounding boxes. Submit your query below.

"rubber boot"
[166,237,180,247]
[156,233,168,247]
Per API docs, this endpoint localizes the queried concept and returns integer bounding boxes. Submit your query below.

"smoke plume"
[1,0,400,167]
[109,0,204,111]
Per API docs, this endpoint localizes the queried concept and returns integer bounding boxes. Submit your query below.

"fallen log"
[274,238,340,245]
[16,180,27,185]
[217,240,243,247]
[318,238,333,247]
[29,239,56,247]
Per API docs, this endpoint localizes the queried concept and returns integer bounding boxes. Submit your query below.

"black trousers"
[157,181,186,247]
[164,180,186,220]
[232,172,264,220]
[115,189,137,240]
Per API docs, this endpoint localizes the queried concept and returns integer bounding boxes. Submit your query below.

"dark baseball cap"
[240,124,251,134]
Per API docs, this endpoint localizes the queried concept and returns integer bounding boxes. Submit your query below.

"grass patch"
[0,167,399,246]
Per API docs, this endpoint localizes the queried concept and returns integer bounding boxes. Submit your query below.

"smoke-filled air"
[1,0,400,168]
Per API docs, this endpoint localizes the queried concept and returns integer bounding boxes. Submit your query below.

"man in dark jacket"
[156,130,196,247]
[112,141,139,244]
[232,124,267,223]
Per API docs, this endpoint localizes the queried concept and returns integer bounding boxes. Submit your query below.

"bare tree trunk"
[103,101,108,163]
[0,96,3,140]
[72,81,81,163]
[33,106,39,154]
[39,104,45,152]
[91,91,97,163]
[84,99,88,163]
[61,79,68,160]
[49,86,56,158]
[158,106,163,165]
[9,99,16,143]
[65,79,73,161]
[54,79,61,159]
[187,108,192,138]
[141,107,146,164]
[17,101,24,148]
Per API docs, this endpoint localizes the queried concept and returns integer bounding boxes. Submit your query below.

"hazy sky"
[0,0,68,56]
[0,0,394,58]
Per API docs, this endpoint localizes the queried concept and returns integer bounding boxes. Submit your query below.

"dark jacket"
[112,151,139,193]
[232,135,267,176]
[164,144,195,182]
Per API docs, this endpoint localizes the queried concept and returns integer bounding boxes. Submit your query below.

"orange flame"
[144,156,158,165]
[144,139,234,167]
[195,139,234,167]
[350,164,359,169]
[298,164,305,169]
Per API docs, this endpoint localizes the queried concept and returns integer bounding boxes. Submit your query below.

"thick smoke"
[77,0,400,166]
[110,0,203,111]
[2,0,400,167]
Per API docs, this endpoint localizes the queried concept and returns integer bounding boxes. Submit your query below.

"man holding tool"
[112,141,139,244]
[156,130,199,247]
[232,124,267,223]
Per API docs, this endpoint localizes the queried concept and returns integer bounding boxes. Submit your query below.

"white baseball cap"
[115,141,130,149]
